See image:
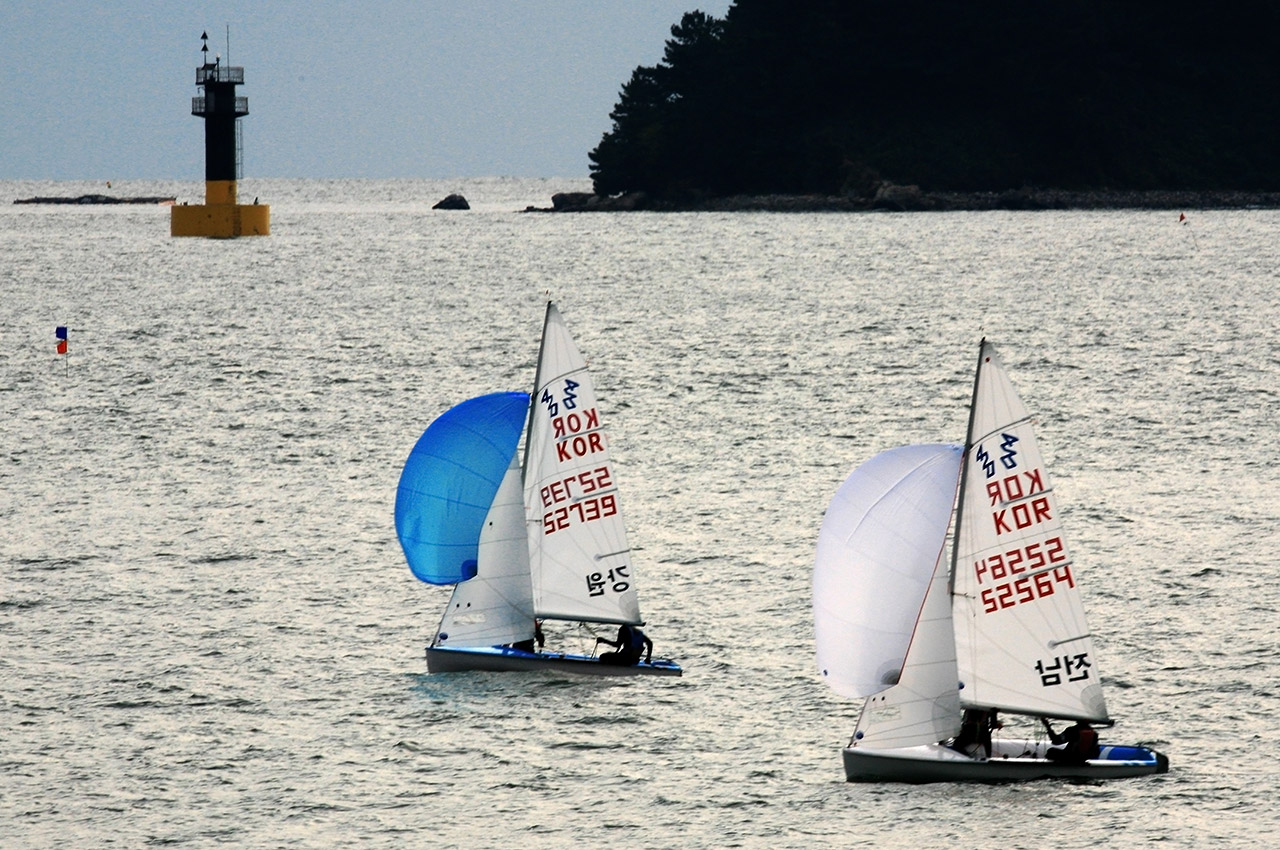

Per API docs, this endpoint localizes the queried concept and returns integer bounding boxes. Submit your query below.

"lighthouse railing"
[191,96,249,117]
[196,65,245,85]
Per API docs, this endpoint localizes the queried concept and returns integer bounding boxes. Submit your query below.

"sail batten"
[1048,633,1093,648]
[968,417,1034,449]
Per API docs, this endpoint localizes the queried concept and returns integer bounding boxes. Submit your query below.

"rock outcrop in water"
[432,194,470,210]
[14,194,176,205]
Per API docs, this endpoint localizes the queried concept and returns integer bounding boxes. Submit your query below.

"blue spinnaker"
[395,392,529,585]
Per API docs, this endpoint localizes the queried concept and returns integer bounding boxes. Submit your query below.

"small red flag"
[56,326,68,355]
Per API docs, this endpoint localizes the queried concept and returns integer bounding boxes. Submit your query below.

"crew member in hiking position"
[595,623,652,666]
[1041,717,1101,763]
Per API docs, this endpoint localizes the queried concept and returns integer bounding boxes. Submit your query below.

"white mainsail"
[951,341,1109,722]
[523,303,641,625]
[436,452,536,647]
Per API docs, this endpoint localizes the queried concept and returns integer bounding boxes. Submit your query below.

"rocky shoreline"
[14,194,176,205]
[529,185,1280,213]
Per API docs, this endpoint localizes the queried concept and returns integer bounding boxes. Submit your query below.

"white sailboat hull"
[842,740,1169,783]
[426,645,683,677]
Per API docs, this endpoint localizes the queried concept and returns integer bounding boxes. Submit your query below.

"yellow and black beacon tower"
[171,31,269,237]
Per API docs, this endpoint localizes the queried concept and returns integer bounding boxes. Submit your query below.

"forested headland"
[574,1,1280,210]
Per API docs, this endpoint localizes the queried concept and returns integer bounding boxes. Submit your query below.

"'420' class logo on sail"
[542,379,606,463]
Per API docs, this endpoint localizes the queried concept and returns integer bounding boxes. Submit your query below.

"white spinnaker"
[436,451,535,647]
[952,341,1109,722]
[814,443,963,699]
[523,303,641,625]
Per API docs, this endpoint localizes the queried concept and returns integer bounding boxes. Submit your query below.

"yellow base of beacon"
[171,180,269,238]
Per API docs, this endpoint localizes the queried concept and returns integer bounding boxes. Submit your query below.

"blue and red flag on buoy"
[55,326,68,355]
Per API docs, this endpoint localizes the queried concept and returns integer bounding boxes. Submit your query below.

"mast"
[521,301,555,486]
[948,338,986,596]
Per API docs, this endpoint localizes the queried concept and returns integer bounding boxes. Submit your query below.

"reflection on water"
[2,179,1277,848]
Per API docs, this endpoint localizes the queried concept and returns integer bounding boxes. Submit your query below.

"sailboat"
[395,303,681,677]
[813,341,1168,782]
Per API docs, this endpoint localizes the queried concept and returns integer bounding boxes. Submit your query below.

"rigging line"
[579,620,608,637]
[579,621,609,657]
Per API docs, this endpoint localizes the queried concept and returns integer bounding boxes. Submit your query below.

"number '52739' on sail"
[395,302,680,677]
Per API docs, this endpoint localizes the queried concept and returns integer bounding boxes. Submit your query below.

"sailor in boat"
[595,623,653,666]
[1041,717,1101,763]
[508,620,546,654]
[948,709,1002,758]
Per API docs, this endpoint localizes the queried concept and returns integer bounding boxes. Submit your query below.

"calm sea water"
[3,178,1278,849]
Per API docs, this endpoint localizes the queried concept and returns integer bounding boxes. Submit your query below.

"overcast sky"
[1,1,732,180]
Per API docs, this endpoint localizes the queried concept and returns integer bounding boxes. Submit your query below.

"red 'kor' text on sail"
[986,468,1052,535]
[552,407,606,463]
